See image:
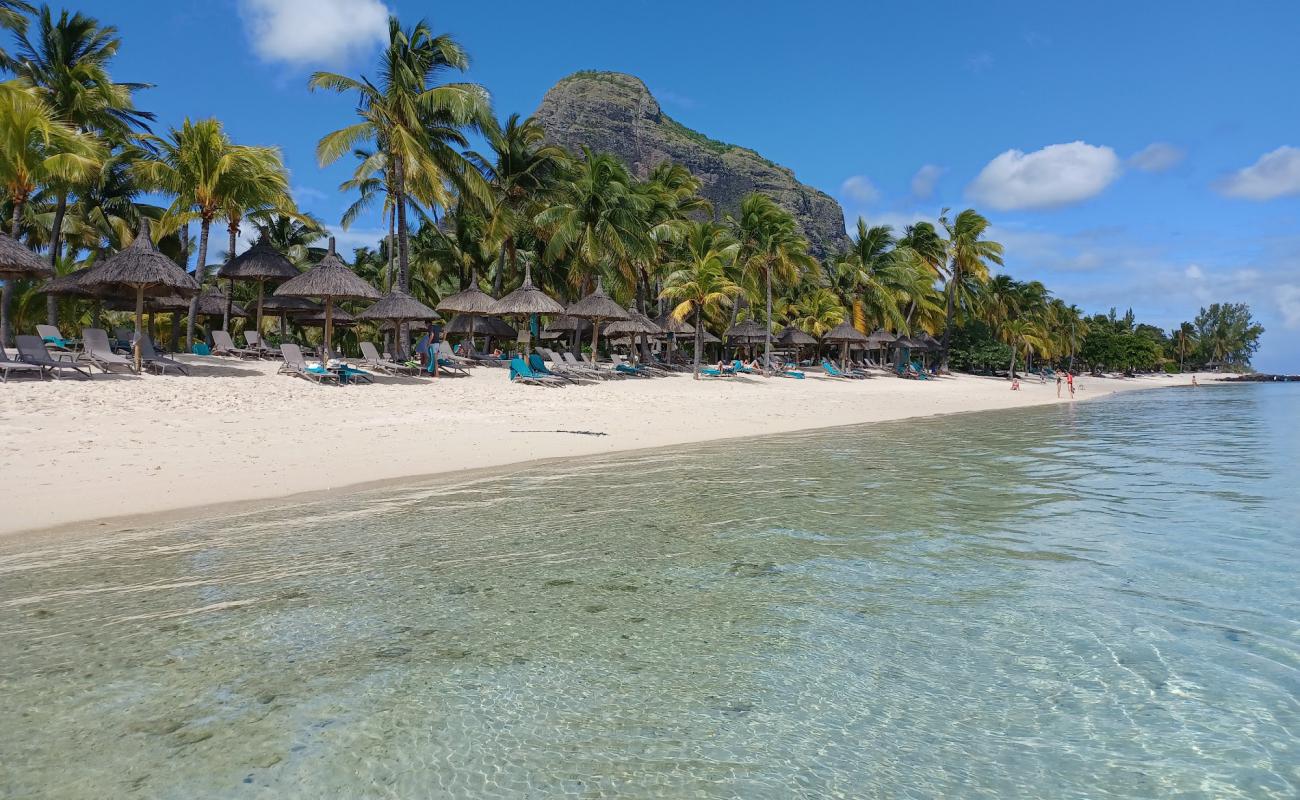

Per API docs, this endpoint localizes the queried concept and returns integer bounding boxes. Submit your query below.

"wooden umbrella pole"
[256,280,265,336]
[133,286,144,373]
[324,297,333,363]
[590,318,601,364]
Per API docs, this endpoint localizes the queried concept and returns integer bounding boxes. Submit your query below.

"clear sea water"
[1,384,1297,799]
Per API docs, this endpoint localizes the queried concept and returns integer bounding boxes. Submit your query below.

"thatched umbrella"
[79,219,199,371]
[257,295,321,316]
[777,325,816,365]
[0,229,52,282]
[486,264,564,354]
[195,288,246,319]
[652,310,694,365]
[541,315,591,340]
[274,237,379,361]
[0,231,51,348]
[824,320,870,370]
[445,314,515,339]
[298,308,357,327]
[602,305,660,364]
[357,289,440,362]
[724,318,770,362]
[436,272,498,352]
[40,267,99,298]
[563,277,628,362]
[218,230,299,334]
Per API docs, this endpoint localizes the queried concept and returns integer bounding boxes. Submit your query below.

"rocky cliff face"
[534,71,849,258]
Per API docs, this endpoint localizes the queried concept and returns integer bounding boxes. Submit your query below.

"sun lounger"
[699,365,734,378]
[278,343,340,384]
[211,330,262,359]
[528,353,579,384]
[437,341,476,368]
[134,335,189,375]
[36,324,78,353]
[80,328,136,374]
[822,360,865,380]
[16,335,92,379]
[909,361,931,380]
[0,347,44,381]
[509,355,564,386]
[359,341,421,376]
[541,348,603,380]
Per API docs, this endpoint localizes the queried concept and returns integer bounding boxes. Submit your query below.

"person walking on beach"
[1057,374,1063,397]
[1067,371,1076,399]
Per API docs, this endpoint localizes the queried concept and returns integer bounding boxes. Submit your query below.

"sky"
[70,0,1300,370]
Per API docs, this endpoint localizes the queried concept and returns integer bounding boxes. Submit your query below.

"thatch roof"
[41,267,111,297]
[697,328,721,344]
[79,220,199,296]
[436,274,498,315]
[218,231,300,282]
[653,312,694,336]
[258,295,320,316]
[867,328,897,345]
[824,321,870,342]
[725,319,770,341]
[0,229,52,280]
[297,307,357,326]
[602,305,661,337]
[564,278,628,321]
[918,332,942,349]
[543,315,592,335]
[892,335,925,350]
[275,237,379,301]
[196,288,246,317]
[777,325,816,346]
[487,264,564,316]
[445,314,516,338]
[357,290,441,322]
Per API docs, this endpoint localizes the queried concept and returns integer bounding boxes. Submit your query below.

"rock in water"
[535,71,850,258]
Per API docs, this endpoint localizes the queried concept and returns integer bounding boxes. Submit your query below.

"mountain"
[533,71,849,258]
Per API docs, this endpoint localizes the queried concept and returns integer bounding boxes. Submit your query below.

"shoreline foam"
[1,358,1212,540]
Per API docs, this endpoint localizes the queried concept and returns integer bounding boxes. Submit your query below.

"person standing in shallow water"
[1192,374,1199,388]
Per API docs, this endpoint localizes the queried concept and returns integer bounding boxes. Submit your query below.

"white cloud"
[1184,264,1205,280]
[292,185,330,203]
[1278,285,1300,329]
[839,175,881,205]
[910,165,945,200]
[967,141,1122,211]
[238,0,389,68]
[1129,142,1185,173]
[1216,146,1300,200]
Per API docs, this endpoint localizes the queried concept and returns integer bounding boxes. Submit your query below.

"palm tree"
[8,7,153,324]
[217,148,296,328]
[831,219,913,334]
[1174,321,1196,372]
[939,208,1003,372]
[0,1,33,62]
[536,147,649,293]
[727,193,814,373]
[310,16,490,297]
[1000,317,1047,380]
[0,81,100,345]
[250,211,326,268]
[472,113,568,295]
[791,288,846,359]
[135,118,289,347]
[660,222,740,378]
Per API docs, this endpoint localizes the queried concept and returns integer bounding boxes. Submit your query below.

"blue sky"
[74,0,1300,369]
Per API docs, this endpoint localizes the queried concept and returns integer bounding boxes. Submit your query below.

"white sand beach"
[0,358,1208,537]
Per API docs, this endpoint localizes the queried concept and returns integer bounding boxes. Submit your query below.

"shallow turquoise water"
[1,384,1297,798]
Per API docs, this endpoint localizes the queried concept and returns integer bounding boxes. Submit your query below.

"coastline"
[1,359,1211,540]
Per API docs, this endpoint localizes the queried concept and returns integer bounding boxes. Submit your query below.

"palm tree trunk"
[393,162,412,357]
[2,202,22,348]
[493,247,505,295]
[693,307,703,379]
[939,276,957,373]
[1008,346,1016,380]
[133,287,145,373]
[764,269,773,375]
[47,191,68,327]
[223,221,238,331]
[187,219,210,350]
